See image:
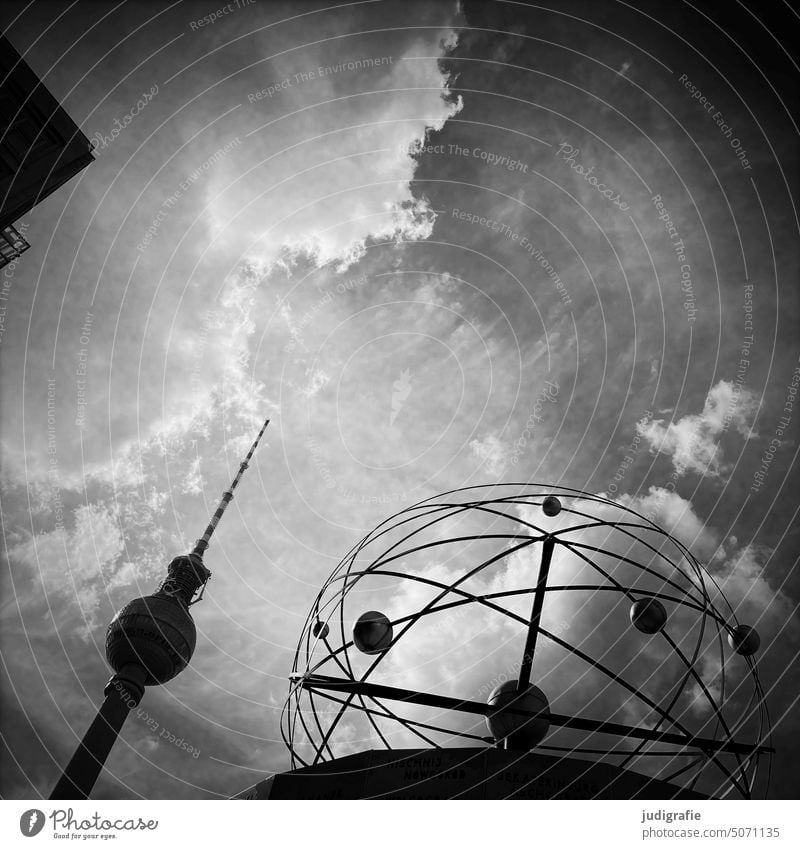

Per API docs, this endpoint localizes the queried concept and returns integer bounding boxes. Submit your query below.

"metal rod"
[50,664,147,799]
[517,535,555,693]
[298,675,773,756]
[192,417,270,557]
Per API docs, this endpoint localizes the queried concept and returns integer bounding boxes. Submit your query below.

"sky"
[0,0,798,800]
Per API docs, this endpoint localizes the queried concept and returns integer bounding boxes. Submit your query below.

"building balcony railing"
[0,222,30,268]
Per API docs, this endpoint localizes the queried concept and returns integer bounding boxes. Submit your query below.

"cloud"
[299,367,330,399]
[205,34,463,274]
[710,543,797,633]
[180,456,204,496]
[637,381,760,477]
[617,485,718,560]
[618,487,795,622]
[469,433,511,476]
[8,503,123,634]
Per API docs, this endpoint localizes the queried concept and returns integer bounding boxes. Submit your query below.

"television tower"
[50,417,270,799]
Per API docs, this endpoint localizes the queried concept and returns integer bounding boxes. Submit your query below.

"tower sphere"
[312,620,330,640]
[630,598,667,634]
[106,595,197,686]
[486,680,549,747]
[353,611,393,655]
[728,624,760,656]
[542,495,562,517]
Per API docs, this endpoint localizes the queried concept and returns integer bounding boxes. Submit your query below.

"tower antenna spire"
[193,416,270,558]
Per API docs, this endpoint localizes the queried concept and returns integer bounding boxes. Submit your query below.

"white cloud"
[181,456,204,496]
[617,486,718,560]
[300,367,330,399]
[710,543,797,632]
[469,433,511,476]
[637,380,760,477]
[206,34,463,274]
[8,504,124,634]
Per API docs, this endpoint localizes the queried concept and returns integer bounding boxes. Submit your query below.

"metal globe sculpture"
[283,485,772,799]
[486,680,550,747]
[629,598,668,635]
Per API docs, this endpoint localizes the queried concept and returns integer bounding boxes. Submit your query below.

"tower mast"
[193,416,270,558]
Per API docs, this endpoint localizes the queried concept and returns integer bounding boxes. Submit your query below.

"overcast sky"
[0,0,798,800]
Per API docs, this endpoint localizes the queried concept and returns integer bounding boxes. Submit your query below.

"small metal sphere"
[728,624,760,656]
[542,495,562,517]
[630,598,667,634]
[353,610,393,655]
[486,680,549,747]
[312,620,330,640]
[106,594,197,686]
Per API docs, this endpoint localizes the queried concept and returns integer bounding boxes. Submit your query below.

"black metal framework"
[281,485,772,799]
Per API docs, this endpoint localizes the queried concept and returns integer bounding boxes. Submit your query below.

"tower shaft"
[50,664,146,799]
